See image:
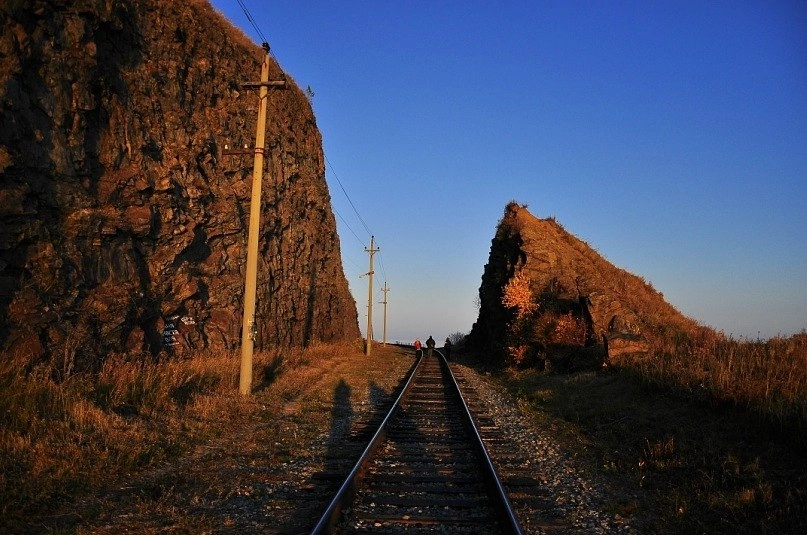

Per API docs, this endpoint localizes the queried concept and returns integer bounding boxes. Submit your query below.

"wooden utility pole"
[364,236,379,356]
[380,282,389,346]
[233,43,286,395]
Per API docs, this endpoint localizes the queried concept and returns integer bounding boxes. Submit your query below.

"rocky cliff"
[0,0,359,367]
[471,202,704,368]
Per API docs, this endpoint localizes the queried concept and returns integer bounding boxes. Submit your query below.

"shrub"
[501,272,538,319]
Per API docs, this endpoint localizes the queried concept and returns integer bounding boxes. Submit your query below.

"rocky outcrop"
[0,0,359,366]
[471,203,702,367]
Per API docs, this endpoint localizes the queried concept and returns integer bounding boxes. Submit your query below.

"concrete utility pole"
[380,282,389,346]
[234,43,286,396]
[364,236,379,356]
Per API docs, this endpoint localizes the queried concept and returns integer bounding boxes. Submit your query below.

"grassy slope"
[0,342,414,532]
[493,363,807,533]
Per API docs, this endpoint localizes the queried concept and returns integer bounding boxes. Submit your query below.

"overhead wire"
[324,154,373,238]
[332,206,366,251]
[377,251,388,284]
[235,0,388,288]
[235,0,268,47]
[324,148,389,289]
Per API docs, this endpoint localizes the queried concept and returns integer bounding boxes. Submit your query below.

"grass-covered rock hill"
[472,201,705,369]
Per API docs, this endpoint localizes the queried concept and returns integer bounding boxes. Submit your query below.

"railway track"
[311,352,523,534]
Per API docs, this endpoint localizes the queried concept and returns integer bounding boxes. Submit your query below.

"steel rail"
[437,349,524,535]
[310,350,524,534]
[309,354,425,534]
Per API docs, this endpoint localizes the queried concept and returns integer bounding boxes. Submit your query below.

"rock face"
[471,203,702,368]
[0,0,359,366]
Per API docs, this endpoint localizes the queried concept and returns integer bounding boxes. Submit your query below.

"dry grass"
[493,330,807,533]
[628,331,807,430]
[0,339,397,531]
[0,348,239,525]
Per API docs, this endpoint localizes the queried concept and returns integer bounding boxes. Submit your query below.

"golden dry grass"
[629,331,807,429]
[0,348,242,524]
[494,329,807,532]
[0,339,411,531]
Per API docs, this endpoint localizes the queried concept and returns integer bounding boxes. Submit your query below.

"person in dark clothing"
[444,337,452,360]
[426,336,435,358]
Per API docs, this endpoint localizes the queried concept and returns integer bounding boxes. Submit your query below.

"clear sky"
[209,0,806,342]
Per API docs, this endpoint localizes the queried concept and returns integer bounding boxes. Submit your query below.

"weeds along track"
[311,352,523,534]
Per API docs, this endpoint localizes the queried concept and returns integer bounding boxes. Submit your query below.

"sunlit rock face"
[472,203,702,368]
[0,0,359,365]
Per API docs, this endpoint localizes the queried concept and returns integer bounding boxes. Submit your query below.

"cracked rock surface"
[0,0,358,363]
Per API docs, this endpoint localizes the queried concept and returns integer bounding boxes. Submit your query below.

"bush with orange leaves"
[501,272,538,319]
[501,272,539,366]
[532,311,587,348]
[506,344,530,367]
[552,313,587,346]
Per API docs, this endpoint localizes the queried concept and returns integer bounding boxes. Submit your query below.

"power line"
[327,161,388,307]
[377,250,388,284]
[235,0,268,47]
[233,1,377,249]
[324,155,388,283]
[325,154,373,238]
[332,206,377,281]
[233,0,388,293]
[333,206,366,249]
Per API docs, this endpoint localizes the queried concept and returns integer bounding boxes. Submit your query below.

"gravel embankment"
[452,362,638,534]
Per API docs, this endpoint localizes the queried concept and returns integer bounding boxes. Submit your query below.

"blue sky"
[210,1,806,342]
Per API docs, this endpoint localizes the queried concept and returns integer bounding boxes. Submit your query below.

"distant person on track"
[414,338,422,358]
[426,335,435,358]
[444,337,452,360]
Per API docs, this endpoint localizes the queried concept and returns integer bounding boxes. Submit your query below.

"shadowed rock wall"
[0,0,359,365]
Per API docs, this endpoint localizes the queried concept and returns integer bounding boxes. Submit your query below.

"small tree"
[501,272,537,319]
[447,332,466,346]
[501,272,539,366]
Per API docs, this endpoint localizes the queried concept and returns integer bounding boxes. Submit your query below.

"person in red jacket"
[413,338,422,358]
